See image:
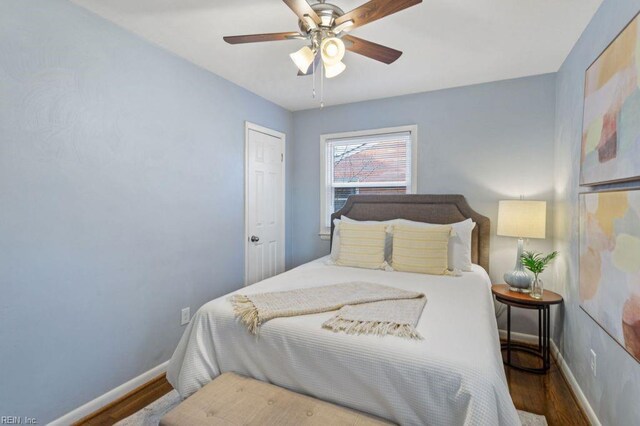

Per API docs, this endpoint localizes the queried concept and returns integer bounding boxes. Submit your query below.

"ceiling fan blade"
[223,32,304,44]
[342,35,402,64]
[334,0,422,31]
[282,0,321,25]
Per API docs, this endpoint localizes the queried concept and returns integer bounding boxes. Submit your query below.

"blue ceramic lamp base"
[504,238,533,293]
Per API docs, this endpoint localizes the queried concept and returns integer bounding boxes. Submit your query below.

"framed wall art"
[581,12,640,186]
[580,188,640,361]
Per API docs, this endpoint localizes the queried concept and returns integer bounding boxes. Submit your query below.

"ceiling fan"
[223,0,422,79]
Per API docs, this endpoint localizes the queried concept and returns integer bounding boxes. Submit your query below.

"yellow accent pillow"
[336,222,388,270]
[391,224,452,275]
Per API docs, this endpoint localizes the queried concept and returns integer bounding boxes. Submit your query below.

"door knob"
[250,235,260,242]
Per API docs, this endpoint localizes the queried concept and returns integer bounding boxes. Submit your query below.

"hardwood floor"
[504,349,588,426]
[74,374,173,426]
[77,353,588,425]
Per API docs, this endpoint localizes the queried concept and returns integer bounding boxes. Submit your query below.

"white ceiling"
[71,0,603,111]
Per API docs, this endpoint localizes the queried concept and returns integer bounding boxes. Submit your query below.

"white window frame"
[319,125,418,239]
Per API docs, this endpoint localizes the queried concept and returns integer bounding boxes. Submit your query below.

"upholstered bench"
[160,372,394,425]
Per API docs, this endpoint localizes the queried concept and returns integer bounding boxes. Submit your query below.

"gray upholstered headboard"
[330,194,491,273]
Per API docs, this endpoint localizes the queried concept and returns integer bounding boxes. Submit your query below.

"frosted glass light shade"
[320,37,345,65]
[324,61,346,78]
[497,200,546,239]
[290,46,315,73]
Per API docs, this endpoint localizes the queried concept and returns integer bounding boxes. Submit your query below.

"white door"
[245,122,285,286]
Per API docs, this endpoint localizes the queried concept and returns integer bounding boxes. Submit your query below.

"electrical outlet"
[590,349,597,377]
[181,307,190,326]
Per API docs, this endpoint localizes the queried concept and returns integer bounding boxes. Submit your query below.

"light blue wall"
[0,0,292,422]
[291,74,557,287]
[553,1,640,424]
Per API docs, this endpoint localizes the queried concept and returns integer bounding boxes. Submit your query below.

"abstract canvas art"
[580,189,640,361]
[581,13,640,185]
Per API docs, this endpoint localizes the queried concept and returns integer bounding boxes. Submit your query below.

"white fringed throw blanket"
[230,282,426,339]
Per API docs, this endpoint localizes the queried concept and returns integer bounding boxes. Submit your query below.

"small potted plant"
[521,251,558,299]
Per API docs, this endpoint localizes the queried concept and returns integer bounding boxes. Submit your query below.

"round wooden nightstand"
[491,284,563,374]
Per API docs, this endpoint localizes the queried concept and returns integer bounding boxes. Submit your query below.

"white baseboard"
[550,340,601,426]
[499,329,539,345]
[498,330,600,426]
[49,360,169,426]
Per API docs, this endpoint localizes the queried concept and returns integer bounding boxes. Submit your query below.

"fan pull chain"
[312,59,316,99]
[320,63,324,108]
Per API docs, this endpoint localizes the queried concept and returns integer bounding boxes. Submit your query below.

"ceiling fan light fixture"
[333,20,354,34]
[302,14,318,31]
[320,15,334,27]
[324,60,346,78]
[320,37,345,66]
[290,46,316,73]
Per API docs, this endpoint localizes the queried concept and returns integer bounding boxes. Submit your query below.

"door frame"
[244,121,286,286]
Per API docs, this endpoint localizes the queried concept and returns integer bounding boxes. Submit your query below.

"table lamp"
[497,200,547,292]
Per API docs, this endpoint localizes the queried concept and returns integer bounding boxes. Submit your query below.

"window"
[319,125,417,237]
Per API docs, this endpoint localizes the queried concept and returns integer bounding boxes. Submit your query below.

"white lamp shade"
[497,200,546,239]
[290,46,315,73]
[324,61,346,78]
[320,37,345,65]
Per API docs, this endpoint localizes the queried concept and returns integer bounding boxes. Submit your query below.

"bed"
[167,195,520,425]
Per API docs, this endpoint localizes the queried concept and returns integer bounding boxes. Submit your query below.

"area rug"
[115,390,548,426]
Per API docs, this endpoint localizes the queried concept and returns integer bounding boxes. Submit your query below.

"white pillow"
[393,218,476,271]
[330,218,341,262]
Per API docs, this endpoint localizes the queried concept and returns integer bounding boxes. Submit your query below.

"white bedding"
[167,257,520,426]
